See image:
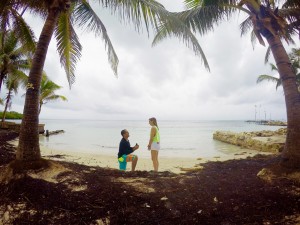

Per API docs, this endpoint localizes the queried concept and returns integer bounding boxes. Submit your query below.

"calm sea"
[33,120,284,158]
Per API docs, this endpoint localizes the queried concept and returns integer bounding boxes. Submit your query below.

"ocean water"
[35,120,284,158]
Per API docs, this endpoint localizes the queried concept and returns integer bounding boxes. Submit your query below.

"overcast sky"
[4,0,294,121]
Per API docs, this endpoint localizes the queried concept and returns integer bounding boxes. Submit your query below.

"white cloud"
[1,0,291,121]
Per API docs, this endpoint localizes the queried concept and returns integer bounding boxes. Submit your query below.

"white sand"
[9,139,271,174]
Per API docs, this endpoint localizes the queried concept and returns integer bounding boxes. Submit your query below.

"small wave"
[96,145,117,149]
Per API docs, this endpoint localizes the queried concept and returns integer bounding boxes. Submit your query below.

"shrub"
[0,111,23,119]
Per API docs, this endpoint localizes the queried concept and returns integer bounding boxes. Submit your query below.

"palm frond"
[250,29,257,49]
[74,1,118,76]
[2,31,18,54]
[282,0,300,9]
[181,0,241,35]
[264,46,271,64]
[270,63,278,71]
[10,8,36,52]
[275,78,282,90]
[256,74,279,83]
[240,16,252,37]
[184,0,201,9]
[55,10,82,88]
[9,68,28,91]
[44,95,67,102]
[152,13,210,71]
[97,0,168,33]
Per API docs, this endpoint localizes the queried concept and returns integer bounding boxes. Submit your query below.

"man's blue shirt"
[118,138,133,158]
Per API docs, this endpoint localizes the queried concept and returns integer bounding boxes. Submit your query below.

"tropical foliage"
[257,63,283,90]
[39,75,67,115]
[257,49,300,91]
[0,30,31,122]
[1,71,27,122]
[0,31,32,92]
[0,0,197,164]
[0,110,22,119]
[154,0,300,168]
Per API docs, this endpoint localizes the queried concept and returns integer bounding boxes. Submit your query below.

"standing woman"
[148,117,160,171]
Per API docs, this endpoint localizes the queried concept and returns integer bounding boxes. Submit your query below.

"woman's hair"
[149,117,159,129]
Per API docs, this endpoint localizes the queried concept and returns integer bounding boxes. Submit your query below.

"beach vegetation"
[0,31,31,122]
[0,110,23,119]
[257,48,300,91]
[39,75,67,115]
[0,0,36,93]
[1,70,27,123]
[1,0,197,167]
[256,48,300,92]
[154,0,300,168]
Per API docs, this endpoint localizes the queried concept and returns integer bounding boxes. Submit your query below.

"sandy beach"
[2,132,300,225]
[10,139,271,173]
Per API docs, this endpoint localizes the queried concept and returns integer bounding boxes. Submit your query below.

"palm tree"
[0,31,32,92]
[0,0,35,93]
[154,0,300,168]
[39,75,67,115]
[257,52,300,91]
[8,0,196,165]
[0,30,31,124]
[1,72,27,123]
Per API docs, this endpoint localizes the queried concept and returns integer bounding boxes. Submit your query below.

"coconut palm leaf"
[55,9,82,87]
[0,30,32,92]
[73,1,118,77]
[0,2,36,52]
[270,63,278,71]
[152,12,210,71]
[39,75,67,114]
[43,94,67,102]
[264,46,271,64]
[10,8,36,52]
[257,74,280,84]
[240,16,252,37]
[98,0,167,33]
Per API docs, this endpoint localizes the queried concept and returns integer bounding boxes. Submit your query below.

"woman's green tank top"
[153,126,160,143]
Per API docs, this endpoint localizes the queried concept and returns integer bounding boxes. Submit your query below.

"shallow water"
[34,120,283,158]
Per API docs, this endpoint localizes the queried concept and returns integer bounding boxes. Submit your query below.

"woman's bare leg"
[151,150,159,171]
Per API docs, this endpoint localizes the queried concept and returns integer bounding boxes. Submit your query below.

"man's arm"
[121,140,138,155]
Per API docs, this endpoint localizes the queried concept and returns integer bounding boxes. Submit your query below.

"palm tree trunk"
[39,102,42,115]
[16,8,60,161]
[1,89,11,123]
[0,71,5,93]
[267,35,300,168]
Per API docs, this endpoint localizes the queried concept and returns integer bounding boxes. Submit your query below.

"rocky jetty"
[213,128,286,153]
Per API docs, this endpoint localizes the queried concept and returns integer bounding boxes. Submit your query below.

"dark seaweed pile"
[0,131,299,225]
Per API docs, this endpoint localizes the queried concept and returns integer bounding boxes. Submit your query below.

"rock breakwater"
[213,128,286,153]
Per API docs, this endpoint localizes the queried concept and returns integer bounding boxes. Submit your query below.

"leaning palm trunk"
[16,8,60,161]
[1,89,12,123]
[0,72,5,93]
[267,35,300,168]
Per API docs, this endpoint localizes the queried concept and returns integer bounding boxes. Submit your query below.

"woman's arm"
[148,127,156,149]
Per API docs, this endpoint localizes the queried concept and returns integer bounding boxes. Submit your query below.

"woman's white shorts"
[151,142,160,151]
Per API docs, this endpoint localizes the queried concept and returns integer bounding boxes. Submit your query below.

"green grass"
[0,111,23,119]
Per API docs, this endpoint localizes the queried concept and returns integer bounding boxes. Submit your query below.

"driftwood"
[45,130,65,137]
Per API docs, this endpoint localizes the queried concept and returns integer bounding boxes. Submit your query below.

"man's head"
[121,129,129,139]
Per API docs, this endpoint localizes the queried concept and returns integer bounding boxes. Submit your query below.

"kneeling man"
[118,129,139,171]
